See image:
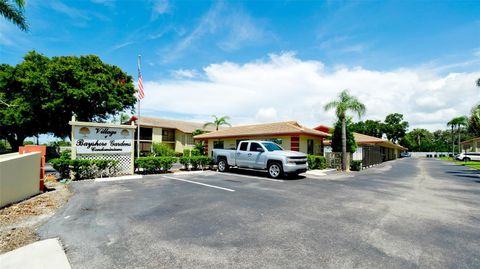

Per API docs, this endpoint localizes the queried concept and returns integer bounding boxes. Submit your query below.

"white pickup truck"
[212,140,308,178]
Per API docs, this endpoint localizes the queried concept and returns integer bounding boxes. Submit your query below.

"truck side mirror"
[257,147,264,152]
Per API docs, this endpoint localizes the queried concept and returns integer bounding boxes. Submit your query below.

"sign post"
[70,116,136,175]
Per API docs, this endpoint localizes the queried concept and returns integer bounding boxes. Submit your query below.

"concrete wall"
[0,152,41,208]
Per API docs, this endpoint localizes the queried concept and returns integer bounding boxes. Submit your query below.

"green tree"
[324,90,365,171]
[383,113,409,143]
[0,0,28,31]
[192,128,207,136]
[331,117,357,153]
[447,118,457,155]
[469,104,480,136]
[351,119,383,138]
[203,115,231,131]
[0,51,137,151]
[477,78,480,87]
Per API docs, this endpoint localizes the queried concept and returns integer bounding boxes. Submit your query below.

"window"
[162,129,175,141]
[185,135,193,145]
[213,141,224,149]
[137,127,152,141]
[249,142,263,152]
[307,139,314,155]
[262,142,283,151]
[239,142,248,151]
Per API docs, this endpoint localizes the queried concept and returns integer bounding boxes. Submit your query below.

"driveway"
[39,159,480,268]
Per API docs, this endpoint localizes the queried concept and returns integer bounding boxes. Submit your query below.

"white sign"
[74,126,134,154]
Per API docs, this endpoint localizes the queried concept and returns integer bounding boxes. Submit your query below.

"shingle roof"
[129,116,218,133]
[319,126,406,150]
[194,121,330,139]
[460,137,480,145]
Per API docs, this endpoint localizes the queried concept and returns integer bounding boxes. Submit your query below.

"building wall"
[0,152,41,208]
[299,136,323,155]
[462,140,479,152]
[152,127,162,143]
[174,130,195,153]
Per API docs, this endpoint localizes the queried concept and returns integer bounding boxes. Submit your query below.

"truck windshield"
[262,142,283,151]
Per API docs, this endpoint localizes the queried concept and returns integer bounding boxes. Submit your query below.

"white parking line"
[217,172,284,182]
[162,175,235,192]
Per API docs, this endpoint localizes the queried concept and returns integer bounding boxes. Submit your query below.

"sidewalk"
[0,238,71,269]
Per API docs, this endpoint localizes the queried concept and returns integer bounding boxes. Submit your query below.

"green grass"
[437,157,480,170]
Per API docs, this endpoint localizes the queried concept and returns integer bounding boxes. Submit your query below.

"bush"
[183,149,191,157]
[135,157,177,174]
[350,160,362,171]
[152,143,175,157]
[307,155,327,170]
[50,157,119,180]
[179,156,190,169]
[198,156,213,170]
[174,152,183,157]
[191,148,201,156]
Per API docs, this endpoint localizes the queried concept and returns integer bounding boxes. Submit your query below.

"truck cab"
[212,140,308,178]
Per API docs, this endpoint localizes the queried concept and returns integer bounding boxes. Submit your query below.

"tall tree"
[0,51,137,151]
[324,90,366,171]
[203,115,231,131]
[477,78,480,87]
[383,113,409,143]
[331,117,357,153]
[0,0,28,31]
[469,104,480,136]
[454,116,468,153]
[447,118,456,155]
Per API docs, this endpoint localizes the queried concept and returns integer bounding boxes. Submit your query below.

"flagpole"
[137,54,141,158]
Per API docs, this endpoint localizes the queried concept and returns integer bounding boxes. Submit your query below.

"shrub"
[350,160,362,171]
[179,156,190,169]
[193,142,205,155]
[183,149,191,157]
[135,157,177,174]
[307,155,327,170]
[198,156,213,170]
[189,156,201,170]
[174,152,183,157]
[50,157,118,180]
[191,148,201,156]
[152,143,175,157]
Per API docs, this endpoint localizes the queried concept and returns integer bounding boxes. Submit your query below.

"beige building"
[460,137,480,152]
[129,116,217,154]
[194,121,330,156]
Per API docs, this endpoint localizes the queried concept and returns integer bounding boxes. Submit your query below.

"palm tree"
[448,116,468,154]
[477,78,480,87]
[456,116,468,153]
[447,118,456,156]
[0,0,28,31]
[203,115,231,131]
[324,90,366,171]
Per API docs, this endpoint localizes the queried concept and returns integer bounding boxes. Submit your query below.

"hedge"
[135,157,177,174]
[179,156,212,170]
[307,155,327,170]
[350,160,362,171]
[50,158,119,180]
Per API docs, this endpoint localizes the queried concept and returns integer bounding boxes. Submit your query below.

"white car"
[456,152,480,162]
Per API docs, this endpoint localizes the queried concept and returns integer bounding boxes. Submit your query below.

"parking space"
[39,159,480,268]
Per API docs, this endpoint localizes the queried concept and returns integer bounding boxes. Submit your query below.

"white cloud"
[255,107,278,122]
[172,69,198,79]
[142,52,480,131]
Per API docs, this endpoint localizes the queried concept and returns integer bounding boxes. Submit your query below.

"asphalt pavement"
[39,159,480,268]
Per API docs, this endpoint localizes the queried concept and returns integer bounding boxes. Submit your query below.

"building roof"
[194,121,330,140]
[460,137,480,145]
[128,116,218,133]
[317,125,406,150]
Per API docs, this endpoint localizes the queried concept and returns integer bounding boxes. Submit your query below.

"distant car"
[400,152,411,158]
[456,152,480,162]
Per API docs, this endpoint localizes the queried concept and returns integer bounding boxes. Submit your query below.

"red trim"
[291,136,300,151]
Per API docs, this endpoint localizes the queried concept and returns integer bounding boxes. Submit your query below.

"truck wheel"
[268,162,283,179]
[218,158,229,172]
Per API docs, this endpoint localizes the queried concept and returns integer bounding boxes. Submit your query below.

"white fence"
[409,152,452,158]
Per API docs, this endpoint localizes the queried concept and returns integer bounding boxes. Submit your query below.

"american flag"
[137,63,145,100]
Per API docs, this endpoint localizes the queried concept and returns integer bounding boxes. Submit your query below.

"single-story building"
[128,116,217,154]
[194,121,330,156]
[315,125,407,167]
[460,137,480,152]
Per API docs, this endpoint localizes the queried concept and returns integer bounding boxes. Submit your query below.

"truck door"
[248,142,267,169]
[235,141,249,167]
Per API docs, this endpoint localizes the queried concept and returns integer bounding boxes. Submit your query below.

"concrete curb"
[0,238,71,269]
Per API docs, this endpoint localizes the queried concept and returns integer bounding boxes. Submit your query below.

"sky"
[1,0,480,137]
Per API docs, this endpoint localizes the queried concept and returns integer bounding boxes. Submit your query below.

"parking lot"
[39,159,480,268]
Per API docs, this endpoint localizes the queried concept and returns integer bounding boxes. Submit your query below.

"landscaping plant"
[307,155,327,170]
